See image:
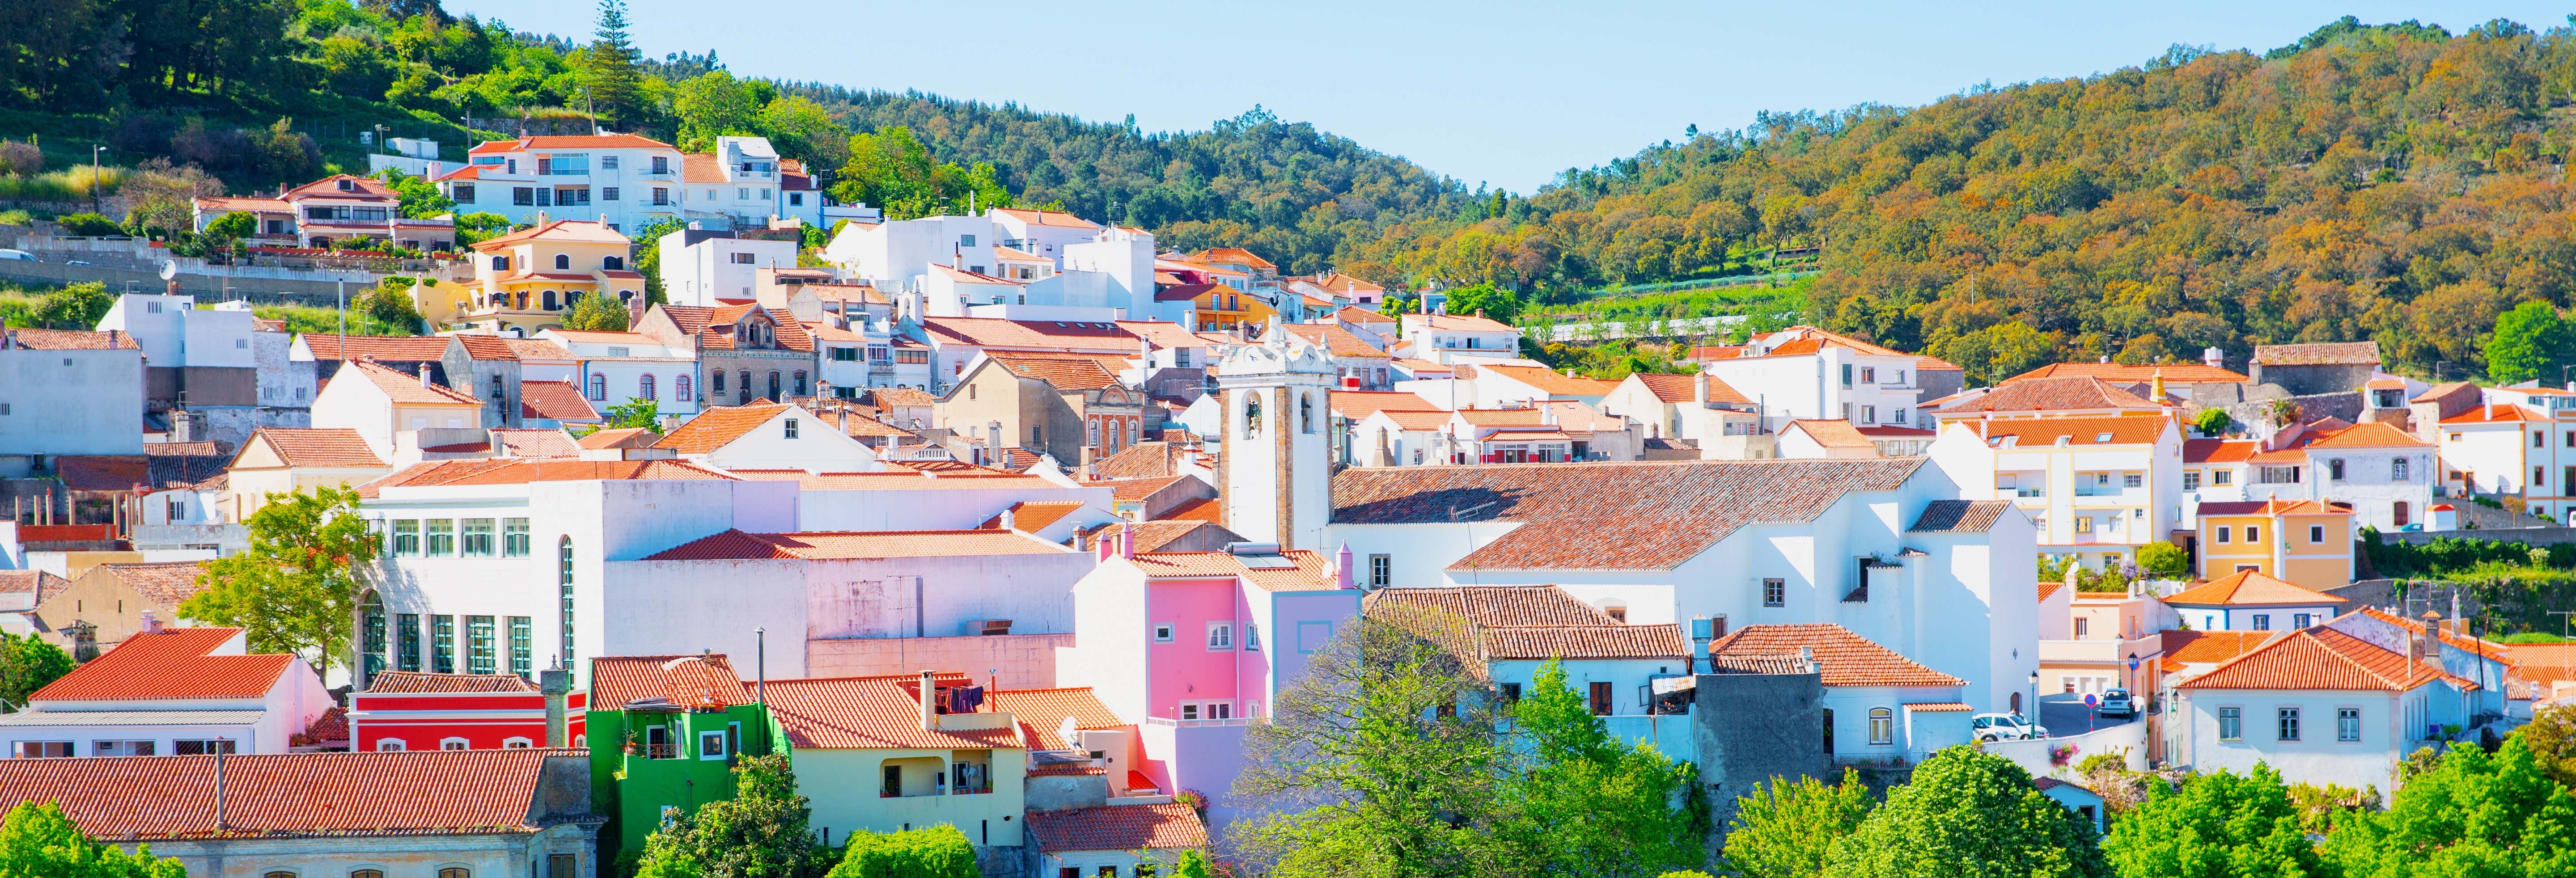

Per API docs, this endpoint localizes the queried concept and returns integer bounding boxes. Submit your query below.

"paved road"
[2038,698,2140,738]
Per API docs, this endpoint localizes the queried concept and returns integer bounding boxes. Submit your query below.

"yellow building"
[1152,283,1276,331]
[432,220,644,333]
[2192,499,2354,593]
[224,427,392,521]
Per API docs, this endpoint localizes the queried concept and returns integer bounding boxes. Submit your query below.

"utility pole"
[337,278,347,362]
[90,145,105,215]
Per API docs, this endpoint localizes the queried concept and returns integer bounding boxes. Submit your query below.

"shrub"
[828,824,978,878]
[0,140,39,177]
[55,213,122,236]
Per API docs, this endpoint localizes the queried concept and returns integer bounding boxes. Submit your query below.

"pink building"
[1056,531,1362,835]
[348,671,587,752]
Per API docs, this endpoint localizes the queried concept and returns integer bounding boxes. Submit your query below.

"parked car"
[2097,688,2136,718]
[1971,712,2040,742]
[0,249,35,262]
[63,259,92,266]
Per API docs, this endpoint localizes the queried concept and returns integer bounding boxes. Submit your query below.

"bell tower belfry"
[1215,318,1335,549]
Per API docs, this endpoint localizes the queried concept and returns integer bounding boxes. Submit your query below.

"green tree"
[375,168,454,219]
[1232,603,1509,878]
[2488,300,2576,384]
[1721,769,1874,878]
[2135,543,2191,578]
[562,290,630,331]
[453,212,515,248]
[0,801,186,878]
[1439,282,1522,324]
[673,70,761,152]
[2192,407,2232,436]
[1827,747,2110,878]
[0,634,73,708]
[630,215,688,304]
[359,279,426,333]
[2519,703,2576,789]
[826,824,978,878]
[53,214,121,237]
[761,95,851,171]
[2324,737,2576,876]
[1492,659,1704,876]
[201,210,258,247]
[2101,765,2323,878]
[639,752,831,878]
[606,397,661,431]
[1173,850,1216,878]
[177,485,378,671]
[32,282,113,329]
[583,0,644,127]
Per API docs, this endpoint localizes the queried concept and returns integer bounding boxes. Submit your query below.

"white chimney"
[2204,346,2224,369]
[918,669,937,730]
[138,611,160,635]
[1693,373,1710,406]
[418,364,433,387]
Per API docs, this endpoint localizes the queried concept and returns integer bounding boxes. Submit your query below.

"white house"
[1927,414,2186,573]
[2237,421,2436,532]
[1027,803,1209,878]
[1396,312,1522,364]
[0,625,331,756]
[657,226,803,307]
[439,133,686,233]
[2162,570,2349,634]
[535,329,703,422]
[652,402,883,473]
[1367,585,1697,756]
[723,469,1112,532]
[309,360,488,463]
[1707,623,1973,764]
[0,329,146,459]
[1700,326,1938,432]
[2174,623,2479,795]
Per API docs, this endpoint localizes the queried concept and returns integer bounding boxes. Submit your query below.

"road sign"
[2083,693,2099,708]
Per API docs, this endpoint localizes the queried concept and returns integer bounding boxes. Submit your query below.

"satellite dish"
[157,259,178,281]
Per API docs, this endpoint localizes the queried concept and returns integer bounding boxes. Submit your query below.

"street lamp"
[2026,670,2039,719]
[89,145,105,215]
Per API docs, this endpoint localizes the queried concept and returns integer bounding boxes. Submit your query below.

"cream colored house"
[311,360,487,461]
[436,220,645,333]
[225,427,392,520]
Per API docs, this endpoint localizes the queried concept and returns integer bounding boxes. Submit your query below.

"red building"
[348,671,586,751]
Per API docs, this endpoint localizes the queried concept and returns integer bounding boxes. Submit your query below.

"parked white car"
[2097,688,2137,718]
[0,249,35,262]
[1972,712,2042,742]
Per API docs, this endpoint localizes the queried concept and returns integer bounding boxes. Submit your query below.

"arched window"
[638,373,657,401]
[1868,708,1894,745]
[675,374,693,402]
[441,737,470,750]
[352,870,386,878]
[586,374,606,401]
[1301,393,1315,434]
[263,871,297,878]
[502,737,533,748]
[2328,458,2346,481]
[604,255,624,270]
[553,253,570,270]
[542,290,559,311]
[1089,420,1099,447]
[711,371,727,393]
[375,739,406,751]
[489,374,504,400]
[439,869,472,878]
[767,371,782,400]
[559,536,576,671]
[794,371,809,396]
[2393,457,2411,481]
[1243,392,1262,439]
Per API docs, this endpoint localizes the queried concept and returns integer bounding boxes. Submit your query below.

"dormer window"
[2095,433,2112,443]
[337,178,354,191]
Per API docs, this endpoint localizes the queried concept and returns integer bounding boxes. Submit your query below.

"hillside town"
[4,128,2576,878]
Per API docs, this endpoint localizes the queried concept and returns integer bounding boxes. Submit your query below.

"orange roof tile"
[0,748,580,840]
[982,501,1090,533]
[31,628,294,701]
[2164,570,2349,607]
[2302,421,2431,449]
[2181,626,2474,692]
[762,674,1022,750]
[2352,608,2512,662]
[2158,630,2280,672]
[2038,581,2067,602]
[490,428,580,458]
[469,218,628,251]
[577,426,659,449]
[1285,325,1393,359]
[2183,439,2259,464]
[1093,441,1195,480]
[0,570,69,605]
[1787,419,1876,450]
[338,360,483,405]
[921,317,1140,351]
[1027,802,1207,854]
[589,654,748,710]
[1908,499,2015,533]
[654,404,791,453]
[2253,342,2379,367]
[93,561,207,607]
[1965,415,2172,447]
[1479,625,1690,660]
[360,458,732,496]
[1473,364,1618,396]
[297,334,449,362]
[991,207,1102,229]
[1631,371,1751,405]
[1186,247,1275,270]
[364,671,538,693]
[1157,497,1223,525]
[2004,362,2250,384]
[1337,305,1395,324]
[1936,377,2165,414]
[2441,404,2548,424]
[1127,549,1341,592]
[9,328,140,350]
[1706,624,1964,688]
[987,688,1123,750]
[1330,390,1439,421]
[990,355,1124,391]
[646,529,1070,560]
[1365,585,1619,626]
[518,380,599,422]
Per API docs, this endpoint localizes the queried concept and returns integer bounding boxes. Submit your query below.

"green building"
[587,653,787,859]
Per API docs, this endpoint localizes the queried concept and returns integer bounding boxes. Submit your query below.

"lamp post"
[2027,669,2039,721]
[90,146,105,215]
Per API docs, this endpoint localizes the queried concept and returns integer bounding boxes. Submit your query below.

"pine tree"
[585,0,643,128]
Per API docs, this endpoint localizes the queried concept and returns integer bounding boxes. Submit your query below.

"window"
[1763,578,1785,607]
[466,615,495,675]
[504,519,530,557]
[356,870,389,878]
[560,537,576,670]
[784,418,799,439]
[2329,458,2346,481]
[362,596,386,684]
[2338,707,2361,742]
[2393,457,2411,481]
[638,373,656,401]
[508,616,532,677]
[460,519,495,557]
[2182,470,2203,491]
[398,613,422,672]
[2294,612,2313,628]
[2251,614,2271,631]
[1368,554,1391,588]
[554,254,570,270]
[549,855,577,878]
[794,371,808,395]
[2076,516,2094,533]
[602,186,619,201]
[2394,502,2411,528]
[1152,623,1175,643]
[2075,617,2090,637]
[1589,681,1614,716]
[425,519,455,556]
[174,739,236,755]
[675,374,692,402]
[440,869,471,878]
[2309,524,2325,544]
[376,739,406,751]
[652,187,670,205]
[1860,405,1876,424]
[1859,367,1876,383]
[730,252,756,265]
[2246,525,2260,543]
[1207,622,1234,650]
[391,519,420,556]
[2212,470,2233,485]
[165,496,186,522]
[1840,363,1853,388]
[1245,622,1261,652]
[2278,707,2301,741]
[1605,606,1627,623]
[502,737,533,748]
[1500,683,1522,701]
[453,183,477,203]
[700,730,728,760]
[2218,707,2242,740]
[1868,707,1894,745]
[2123,473,2143,488]
[92,740,153,756]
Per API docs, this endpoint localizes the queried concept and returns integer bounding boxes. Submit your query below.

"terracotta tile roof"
[1093,441,1193,479]
[1963,415,2172,447]
[827,414,915,440]
[1314,273,1385,294]
[654,404,790,453]
[1330,391,1439,421]
[1907,702,1974,712]
[518,380,599,423]
[2414,380,2479,404]
[31,628,293,701]
[1186,247,1275,270]
[1027,802,1208,853]
[1709,654,1814,675]
[658,304,813,351]
[1404,312,1518,333]
[448,334,517,361]
[2004,363,2250,384]
[359,458,732,496]
[1365,585,1619,626]
[577,426,659,449]
[1331,459,1923,571]
[2038,581,2067,602]
[1480,624,1690,660]
[9,328,140,350]
[1338,305,1395,324]
[1083,519,1234,552]
[1393,358,1452,375]
[1935,377,2165,414]
[2165,570,2349,607]
[2182,626,2474,692]
[499,338,572,360]
[1909,499,2016,533]
[872,387,938,408]
[2302,422,2431,449]
[544,329,658,345]
[51,455,147,492]
[1472,364,1618,396]
[1705,624,1965,688]
[1686,345,1745,361]
[1157,497,1223,524]
[364,671,539,693]
[2441,404,2548,424]
[94,561,208,607]
[921,317,1140,351]
[646,529,1070,561]
[991,207,1102,229]
[490,428,580,458]
[299,705,349,745]
[1631,372,1751,405]
[2351,608,2512,662]
[589,654,747,710]
[2183,439,2258,464]
[0,571,69,607]
[1787,419,1876,450]
[1121,320,1212,351]
[1028,761,1105,777]
[991,355,1123,391]
[12,524,110,543]
[297,334,450,362]
[2254,342,2380,367]
[469,219,627,251]
[762,674,1023,750]
[1857,426,1936,438]
[1454,408,1546,427]
[338,360,482,405]
[1126,549,1340,592]
[1284,325,1392,359]
[2156,630,2284,673]
[143,441,218,457]
[0,748,580,840]
[1102,474,1193,503]
[987,688,1123,750]
[982,501,1090,533]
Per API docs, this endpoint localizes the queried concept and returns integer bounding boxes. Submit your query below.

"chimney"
[985,420,1002,464]
[2419,613,2443,662]
[918,670,936,730]
[2204,346,2224,369]
[1119,522,1135,560]
[1000,507,1017,532]
[1798,645,1818,674]
[1343,375,1360,389]
[106,329,118,348]
[1693,373,1710,406]
[1336,542,1355,590]
[541,666,570,747]
[419,364,433,387]
[138,610,160,635]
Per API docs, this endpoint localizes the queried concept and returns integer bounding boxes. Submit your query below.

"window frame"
[2277,707,2301,741]
[2217,706,2242,741]
[1867,707,1894,745]
[1206,621,1234,651]
[1762,577,1786,608]
[2337,706,2362,742]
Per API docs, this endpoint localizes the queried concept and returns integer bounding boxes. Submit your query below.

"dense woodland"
[17,8,2576,378]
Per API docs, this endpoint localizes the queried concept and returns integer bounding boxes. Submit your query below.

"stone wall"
[1693,671,1825,844]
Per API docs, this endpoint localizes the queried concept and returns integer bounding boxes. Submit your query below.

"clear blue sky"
[449,1,2572,192]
